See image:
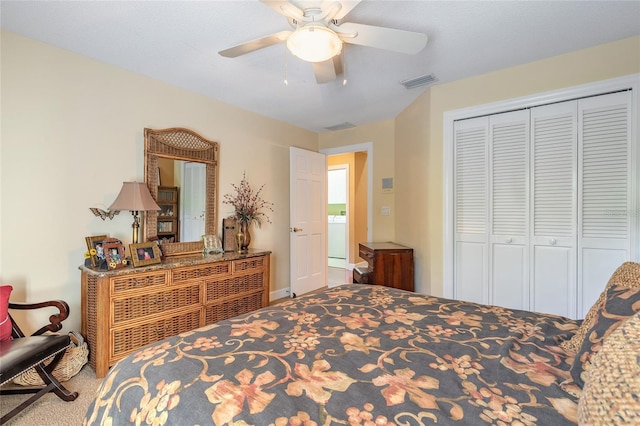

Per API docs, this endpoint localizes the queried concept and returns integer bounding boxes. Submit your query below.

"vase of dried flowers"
[223,172,273,253]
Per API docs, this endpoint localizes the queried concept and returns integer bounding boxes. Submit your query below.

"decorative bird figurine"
[90,207,120,220]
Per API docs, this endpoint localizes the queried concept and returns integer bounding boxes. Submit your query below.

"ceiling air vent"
[401,74,437,89]
[324,122,356,131]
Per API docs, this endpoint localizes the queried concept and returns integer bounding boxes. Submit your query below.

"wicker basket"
[13,340,89,386]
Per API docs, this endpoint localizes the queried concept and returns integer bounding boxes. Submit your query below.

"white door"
[530,101,578,318]
[577,91,633,317]
[489,110,530,310]
[290,147,327,297]
[181,162,206,241]
[454,117,489,304]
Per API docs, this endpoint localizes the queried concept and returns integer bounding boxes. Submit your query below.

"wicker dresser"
[80,250,270,378]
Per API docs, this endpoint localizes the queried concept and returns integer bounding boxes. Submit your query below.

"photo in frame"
[85,235,108,268]
[103,239,126,270]
[129,242,162,267]
[222,217,237,252]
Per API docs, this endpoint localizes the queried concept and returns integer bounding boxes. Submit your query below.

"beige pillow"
[560,262,640,354]
[577,310,640,425]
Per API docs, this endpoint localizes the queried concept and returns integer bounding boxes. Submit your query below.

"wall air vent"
[400,74,437,89]
[324,122,356,131]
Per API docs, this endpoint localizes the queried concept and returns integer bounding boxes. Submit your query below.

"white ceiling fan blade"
[322,0,362,20]
[312,56,341,84]
[334,22,427,55]
[260,0,305,21]
[218,31,291,58]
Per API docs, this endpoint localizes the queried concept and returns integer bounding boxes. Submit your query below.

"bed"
[83,262,640,425]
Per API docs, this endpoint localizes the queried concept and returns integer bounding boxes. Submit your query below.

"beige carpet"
[0,365,102,425]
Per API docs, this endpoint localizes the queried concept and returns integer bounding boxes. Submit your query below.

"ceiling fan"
[218,0,428,84]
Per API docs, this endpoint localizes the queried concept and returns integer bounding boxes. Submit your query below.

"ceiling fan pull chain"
[283,44,289,86]
[342,50,347,86]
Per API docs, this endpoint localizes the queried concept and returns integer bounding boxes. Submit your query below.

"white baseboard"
[270,287,291,302]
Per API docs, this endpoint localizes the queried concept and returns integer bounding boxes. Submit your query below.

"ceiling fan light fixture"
[287,25,342,63]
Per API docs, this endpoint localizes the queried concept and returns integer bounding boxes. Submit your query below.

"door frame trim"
[443,74,640,298]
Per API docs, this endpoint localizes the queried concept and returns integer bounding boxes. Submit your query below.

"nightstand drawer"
[359,246,374,262]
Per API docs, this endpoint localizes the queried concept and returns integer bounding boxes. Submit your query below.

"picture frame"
[129,242,162,267]
[85,235,108,268]
[222,217,237,252]
[147,236,164,258]
[103,240,127,270]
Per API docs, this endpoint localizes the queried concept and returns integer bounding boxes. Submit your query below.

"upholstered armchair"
[0,286,78,423]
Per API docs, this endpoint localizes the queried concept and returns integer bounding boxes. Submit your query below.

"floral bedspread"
[84,284,581,425]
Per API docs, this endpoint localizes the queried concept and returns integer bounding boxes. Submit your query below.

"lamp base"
[131,211,141,244]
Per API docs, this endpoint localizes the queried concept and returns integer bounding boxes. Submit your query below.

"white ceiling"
[2,1,639,133]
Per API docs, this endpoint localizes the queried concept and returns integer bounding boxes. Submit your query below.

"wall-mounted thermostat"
[382,177,393,193]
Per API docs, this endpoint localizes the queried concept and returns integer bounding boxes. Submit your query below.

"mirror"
[144,127,219,257]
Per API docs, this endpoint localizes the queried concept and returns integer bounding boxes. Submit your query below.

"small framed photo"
[130,242,162,267]
[85,235,108,268]
[104,241,126,270]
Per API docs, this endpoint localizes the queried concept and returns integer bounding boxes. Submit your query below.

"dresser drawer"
[204,292,264,324]
[112,283,201,325]
[172,262,231,283]
[111,271,168,294]
[111,308,201,361]
[205,272,265,304]
[233,256,266,273]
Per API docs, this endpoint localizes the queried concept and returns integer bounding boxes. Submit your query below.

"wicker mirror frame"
[144,127,219,257]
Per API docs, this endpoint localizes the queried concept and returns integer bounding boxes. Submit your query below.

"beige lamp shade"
[109,182,160,244]
[109,182,160,213]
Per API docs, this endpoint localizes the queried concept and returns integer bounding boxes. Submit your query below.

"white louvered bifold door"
[577,91,633,318]
[454,117,489,304]
[530,101,578,318]
[489,110,530,310]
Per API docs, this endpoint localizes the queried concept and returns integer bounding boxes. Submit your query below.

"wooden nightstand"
[353,242,414,291]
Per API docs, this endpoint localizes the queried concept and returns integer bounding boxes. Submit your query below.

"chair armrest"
[8,300,70,337]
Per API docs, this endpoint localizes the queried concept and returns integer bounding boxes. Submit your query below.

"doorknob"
[291,227,303,232]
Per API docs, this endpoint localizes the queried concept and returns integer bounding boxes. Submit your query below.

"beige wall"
[396,35,640,295]
[395,90,431,293]
[0,30,318,332]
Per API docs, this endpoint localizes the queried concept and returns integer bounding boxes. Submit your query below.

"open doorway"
[328,165,349,269]
[322,143,372,287]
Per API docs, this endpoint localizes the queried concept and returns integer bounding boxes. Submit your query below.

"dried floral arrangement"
[223,172,274,226]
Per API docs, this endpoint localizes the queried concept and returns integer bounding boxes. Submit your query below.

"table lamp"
[109,182,160,244]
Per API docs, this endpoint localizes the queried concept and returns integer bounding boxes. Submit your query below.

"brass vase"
[236,221,251,253]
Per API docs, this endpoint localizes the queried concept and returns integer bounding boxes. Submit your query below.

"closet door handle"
[505,237,513,244]
[550,238,557,245]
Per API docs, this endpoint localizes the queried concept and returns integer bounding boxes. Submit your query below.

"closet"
[453,91,635,319]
